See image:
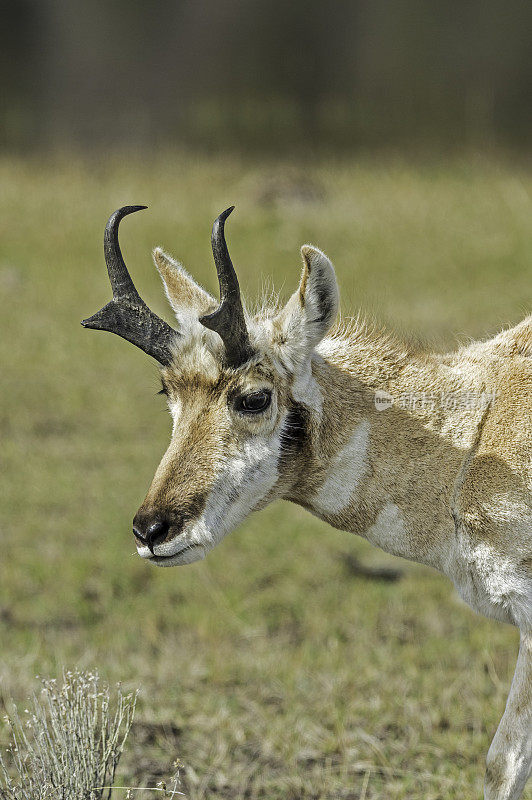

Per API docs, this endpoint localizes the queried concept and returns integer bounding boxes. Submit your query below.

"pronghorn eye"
[237,390,272,414]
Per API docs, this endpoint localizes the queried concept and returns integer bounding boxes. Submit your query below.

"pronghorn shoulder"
[451,316,532,366]
[491,315,532,359]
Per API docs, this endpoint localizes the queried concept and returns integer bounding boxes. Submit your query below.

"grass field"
[1,152,532,799]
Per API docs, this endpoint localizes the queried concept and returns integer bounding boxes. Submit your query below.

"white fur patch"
[364,502,410,558]
[149,433,282,565]
[168,329,224,381]
[312,421,370,516]
[450,537,532,628]
[169,397,182,436]
[291,360,323,417]
[448,492,532,627]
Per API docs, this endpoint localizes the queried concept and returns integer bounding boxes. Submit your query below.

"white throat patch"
[311,420,371,517]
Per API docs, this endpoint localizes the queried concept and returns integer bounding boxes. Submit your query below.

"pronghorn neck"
[284,324,413,512]
[284,323,487,571]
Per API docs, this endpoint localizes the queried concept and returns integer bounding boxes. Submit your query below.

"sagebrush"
[0,671,136,800]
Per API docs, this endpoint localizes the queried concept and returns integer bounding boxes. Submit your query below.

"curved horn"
[199,207,254,368]
[82,206,178,366]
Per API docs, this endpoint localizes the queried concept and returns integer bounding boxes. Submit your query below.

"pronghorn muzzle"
[132,509,184,554]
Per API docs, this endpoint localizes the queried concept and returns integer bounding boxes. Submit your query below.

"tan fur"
[153,248,216,317]
[132,243,532,800]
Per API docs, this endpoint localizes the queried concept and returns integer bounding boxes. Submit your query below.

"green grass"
[1,152,531,798]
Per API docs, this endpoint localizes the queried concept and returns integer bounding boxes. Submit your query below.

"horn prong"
[82,206,178,367]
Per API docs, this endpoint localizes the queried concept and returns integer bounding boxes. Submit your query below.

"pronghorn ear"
[297,246,339,344]
[153,248,216,319]
[276,245,339,360]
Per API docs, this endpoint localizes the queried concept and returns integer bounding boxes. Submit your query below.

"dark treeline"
[2,0,532,152]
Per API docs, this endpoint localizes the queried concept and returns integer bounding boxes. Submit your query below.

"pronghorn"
[83,205,532,800]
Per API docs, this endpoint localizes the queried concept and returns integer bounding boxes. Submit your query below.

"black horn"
[82,206,178,366]
[199,207,254,368]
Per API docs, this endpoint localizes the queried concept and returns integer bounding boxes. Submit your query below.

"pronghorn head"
[83,207,339,566]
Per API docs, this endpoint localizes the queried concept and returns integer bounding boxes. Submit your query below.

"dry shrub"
[0,671,136,800]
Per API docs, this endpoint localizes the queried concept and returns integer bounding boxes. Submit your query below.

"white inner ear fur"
[299,244,339,348]
[273,244,339,376]
[153,248,216,327]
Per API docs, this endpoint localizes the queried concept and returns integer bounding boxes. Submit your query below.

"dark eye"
[237,390,272,414]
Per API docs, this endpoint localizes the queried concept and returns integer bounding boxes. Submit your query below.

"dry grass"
[0,671,137,800]
[0,151,531,798]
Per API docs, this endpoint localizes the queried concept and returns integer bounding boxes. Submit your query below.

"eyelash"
[157,386,272,414]
[235,389,272,414]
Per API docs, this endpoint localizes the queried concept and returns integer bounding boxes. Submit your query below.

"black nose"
[133,516,170,554]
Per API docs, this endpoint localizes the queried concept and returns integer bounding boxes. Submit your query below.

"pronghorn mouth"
[148,543,205,567]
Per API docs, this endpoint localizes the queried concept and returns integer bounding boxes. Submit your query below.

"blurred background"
[1,2,532,799]
[3,0,532,154]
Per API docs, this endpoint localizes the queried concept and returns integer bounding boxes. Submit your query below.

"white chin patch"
[148,545,206,568]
